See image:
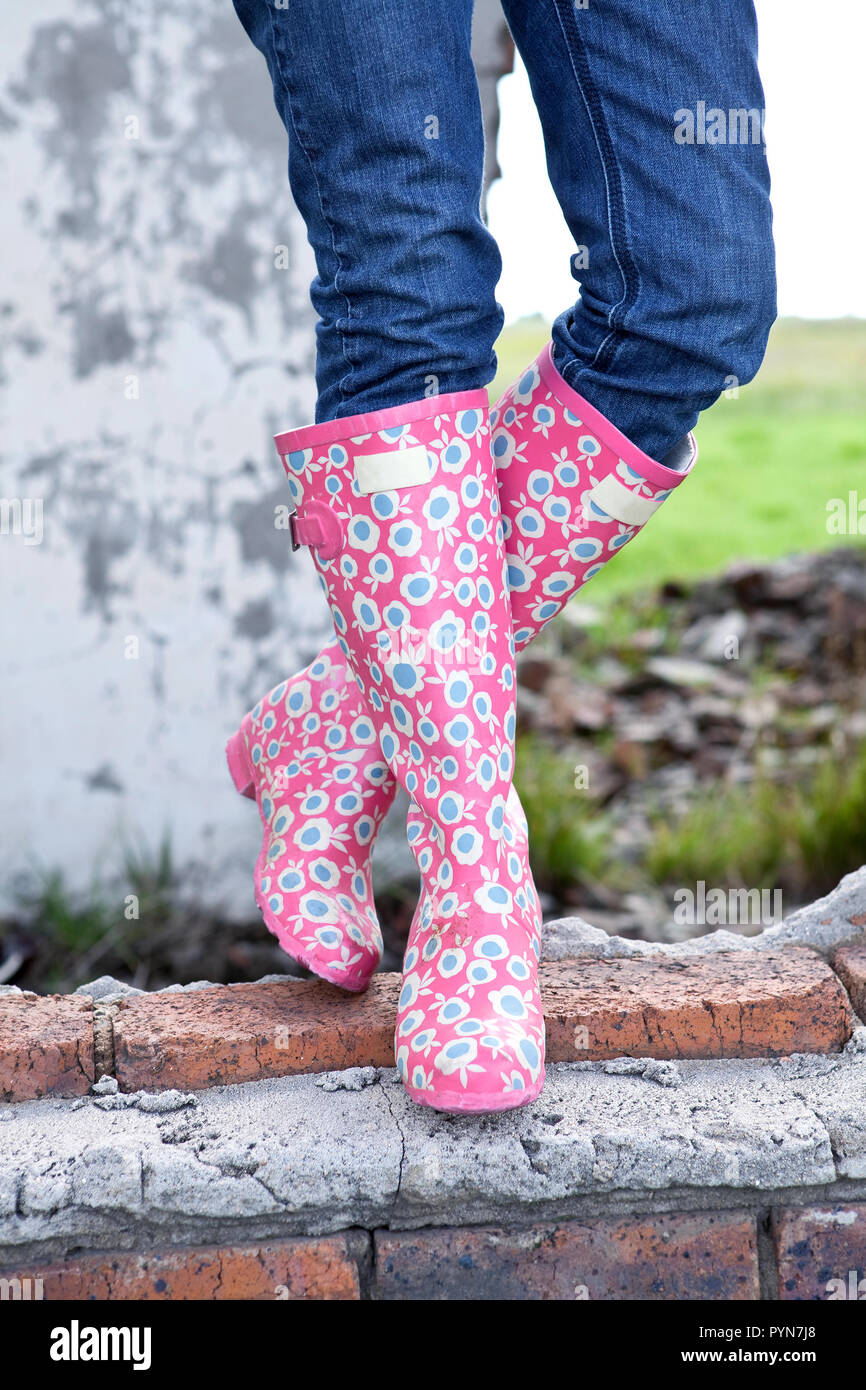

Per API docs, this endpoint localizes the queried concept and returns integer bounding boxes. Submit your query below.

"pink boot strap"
[290,501,344,560]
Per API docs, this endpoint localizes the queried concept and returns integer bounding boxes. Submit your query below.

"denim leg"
[502,0,777,459]
[233,0,503,422]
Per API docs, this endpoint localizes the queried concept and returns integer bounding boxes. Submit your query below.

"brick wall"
[4,1207,866,1300]
[0,945,858,1101]
[2,877,866,1301]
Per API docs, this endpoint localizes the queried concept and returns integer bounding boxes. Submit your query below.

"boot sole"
[403,1067,546,1115]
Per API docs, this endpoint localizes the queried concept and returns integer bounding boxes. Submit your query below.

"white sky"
[489,0,866,322]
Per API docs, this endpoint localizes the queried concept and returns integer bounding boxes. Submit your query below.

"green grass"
[491,316,866,601]
[8,835,177,992]
[514,732,866,907]
[14,871,116,956]
[645,739,866,901]
[514,733,613,894]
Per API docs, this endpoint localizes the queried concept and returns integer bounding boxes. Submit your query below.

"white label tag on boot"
[584,474,663,526]
[354,444,431,494]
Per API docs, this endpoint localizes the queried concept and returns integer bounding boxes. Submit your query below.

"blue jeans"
[233,0,776,460]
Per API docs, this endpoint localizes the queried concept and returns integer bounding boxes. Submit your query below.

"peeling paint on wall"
[0,0,507,919]
[0,1,333,917]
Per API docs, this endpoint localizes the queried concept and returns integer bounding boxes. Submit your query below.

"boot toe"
[396,995,546,1113]
[402,1067,546,1115]
[256,873,381,991]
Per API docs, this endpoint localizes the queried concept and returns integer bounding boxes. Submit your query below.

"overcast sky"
[489,0,866,322]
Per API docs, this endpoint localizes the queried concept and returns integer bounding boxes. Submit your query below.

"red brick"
[831,940,866,1019]
[0,992,94,1101]
[111,948,850,1092]
[113,976,399,1090]
[543,947,850,1061]
[375,1211,758,1300]
[775,1204,866,1300]
[0,1235,362,1300]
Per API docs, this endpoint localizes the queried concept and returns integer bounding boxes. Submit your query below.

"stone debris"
[91,1076,119,1096]
[314,1066,380,1092]
[75,975,144,1003]
[570,1057,683,1087]
[776,1053,845,1079]
[541,867,866,962]
[72,1088,197,1114]
[518,547,866,936]
[156,980,220,994]
[602,1058,682,1087]
[759,869,866,953]
[542,867,866,967]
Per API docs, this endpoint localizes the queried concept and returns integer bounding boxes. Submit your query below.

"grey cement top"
[2,1044,866,1262]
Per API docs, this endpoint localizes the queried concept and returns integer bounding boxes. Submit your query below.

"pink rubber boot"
[275,391,546,1112]
[492,342,696,649]
[228,342,696,999]
[225,643,392,990]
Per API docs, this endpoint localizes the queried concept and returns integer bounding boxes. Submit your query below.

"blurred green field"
[491,316,866,599]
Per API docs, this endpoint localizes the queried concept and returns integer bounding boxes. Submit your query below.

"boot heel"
[226,729,256,800]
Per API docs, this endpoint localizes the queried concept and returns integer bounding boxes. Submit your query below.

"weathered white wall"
[0,0,508,920]
[0,1,331,917]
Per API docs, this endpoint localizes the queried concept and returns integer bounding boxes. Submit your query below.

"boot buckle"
[287,502,345,561]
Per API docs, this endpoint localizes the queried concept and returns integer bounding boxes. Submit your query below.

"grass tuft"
[514,734,612,894]
[645,740,866,900]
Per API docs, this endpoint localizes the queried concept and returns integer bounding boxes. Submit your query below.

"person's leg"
[232,0,503,421]
[230,8,543,1113]
[275,394,545,1112]
[501,0,777,460]
[229,0,525,1008]
[230,0,775,1016]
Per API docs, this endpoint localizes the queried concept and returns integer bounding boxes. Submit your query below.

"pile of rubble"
[515,546,866,934]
